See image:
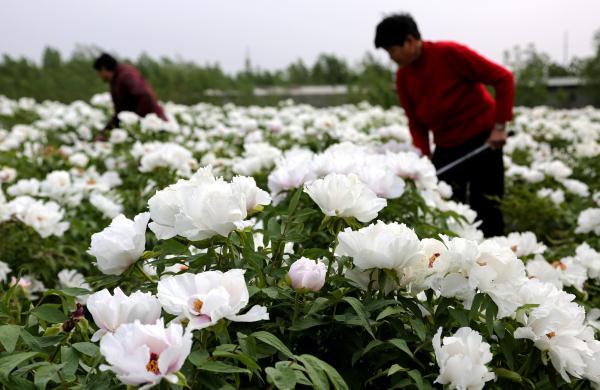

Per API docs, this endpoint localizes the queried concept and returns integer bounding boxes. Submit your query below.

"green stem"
[292,292,301,326]
[135,261,156,283]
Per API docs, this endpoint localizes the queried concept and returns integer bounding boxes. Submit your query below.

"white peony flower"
[117,111,139,126]
[0,261,12,283]
[514,279,593,382]
[355,164,405,199]
[336,221,422,271]
[88,213,150,275]
[7,178,40,197]
[90,192,124,219]
[556,257,588,292]
[537,187,565,206]
[231,176,271,213]
[87,287,162,342]
[139,143,197,177]
[424,236,480,305]
[157,269,269,330]
[574,242,600,280]
[173,178,248,241]
[490,231,547,258]
[304,173,386,223]
[0,167,17,183]
[109,128,128,144]
[7,196,70,238]
[268,149,315,198]
[69,152,89,168]
[560,178,590,197]
[433,327,495,390]
[576,208,600,235]
[288,257,327,292]
[99,319,192,389]
[469,239,528,318]
[526,255,563,289]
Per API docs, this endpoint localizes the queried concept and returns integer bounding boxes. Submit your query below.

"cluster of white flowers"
[148,167,270,241]
[0,195,69,237]
[83,268,268,388]
[335,220,600,384]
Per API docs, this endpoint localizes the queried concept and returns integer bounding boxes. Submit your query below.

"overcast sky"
[1,0,599,73]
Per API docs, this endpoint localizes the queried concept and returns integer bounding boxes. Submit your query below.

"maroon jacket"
[108,63,167,128]
[396,41,515,156]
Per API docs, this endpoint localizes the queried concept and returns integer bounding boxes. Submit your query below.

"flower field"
[1,94,600,389]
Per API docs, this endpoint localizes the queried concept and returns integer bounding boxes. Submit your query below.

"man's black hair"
[93,53,118,71]
[374,13,421,49]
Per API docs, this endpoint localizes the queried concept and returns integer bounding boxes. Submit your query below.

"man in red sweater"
[375,14,515,237]
[93,53,167,132]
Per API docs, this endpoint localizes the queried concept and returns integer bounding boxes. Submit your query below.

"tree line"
[1,34,600,108]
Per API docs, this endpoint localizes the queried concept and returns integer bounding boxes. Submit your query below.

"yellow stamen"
[546,331,556,339]
[510,245,518,252]
[146,352,160,374]
[428,253,440,268]
[193,299,203,313]
[552,261,567,271]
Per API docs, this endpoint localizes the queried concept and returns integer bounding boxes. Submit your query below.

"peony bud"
[287,257,327,292]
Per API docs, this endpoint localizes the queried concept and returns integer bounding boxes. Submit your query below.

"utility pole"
[563,30,569,66]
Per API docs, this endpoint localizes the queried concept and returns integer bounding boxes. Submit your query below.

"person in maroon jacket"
[93,53,167,132]
[375,14,515,237]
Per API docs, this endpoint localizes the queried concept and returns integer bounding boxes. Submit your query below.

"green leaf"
[407,369,426,390]
[260,287,279,299]
[387,364,407,376]
[32,305,67,323]
[499,335,515,370]
[72,342,99,357]
[342,297,375,339]
[287,188,303,214]
[306,297,331,316]
[2,376,36,390]
[266,365,298,390]
[485,296,499,337]
[60,346,79,378]
[361,339,385,357]
[495,367,522,382]
[19,331,63,349]
[34,363,63,390]
[60,287,91,297]
[212,351,261,371]
[409,318,427,341]
[387,339,414,358]
[288,317,327,331]
[267,218,282,241]
[193,360,250,374]
[0,351,38,377]
[449,308,469,327]
[376,306,403,321]
[310,356,349,390]
[0,325,21,353]
[470,293,485,321]
[251,331,294,359]
[296,355,329,390]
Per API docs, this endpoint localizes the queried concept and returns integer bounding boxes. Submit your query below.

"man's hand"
[486,124,507,150]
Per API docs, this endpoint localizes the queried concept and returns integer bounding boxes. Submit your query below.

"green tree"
[581,29,600,105]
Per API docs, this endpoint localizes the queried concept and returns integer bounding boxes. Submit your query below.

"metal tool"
[435,143,490,176]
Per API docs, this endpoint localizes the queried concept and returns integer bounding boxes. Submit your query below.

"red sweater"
[396,41,514,156]
[110,64,167,127]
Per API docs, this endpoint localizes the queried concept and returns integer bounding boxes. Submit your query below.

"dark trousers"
[432,131,505,237]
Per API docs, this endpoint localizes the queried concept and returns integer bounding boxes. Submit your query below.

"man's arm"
[396,75,430,156]
[446,43,515,149]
